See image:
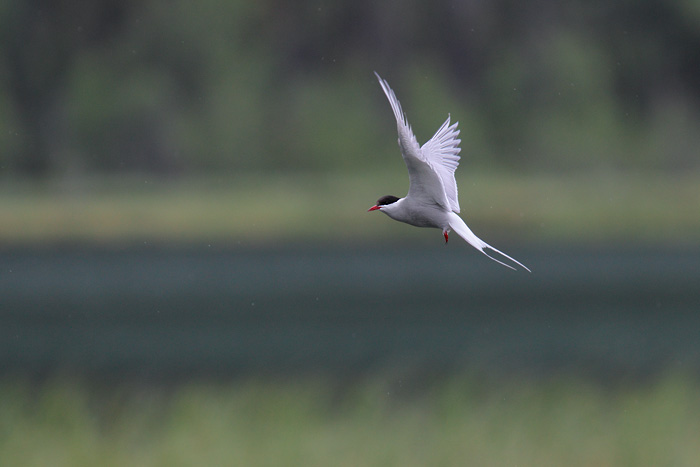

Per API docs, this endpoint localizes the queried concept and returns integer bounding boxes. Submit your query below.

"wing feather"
[375,72,454,211]
[420,116,461,212]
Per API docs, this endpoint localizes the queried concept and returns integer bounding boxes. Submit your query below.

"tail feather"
[448,212,530,272]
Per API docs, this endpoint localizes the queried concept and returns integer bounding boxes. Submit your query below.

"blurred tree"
[0,0,699,176]
[2,0,131,175]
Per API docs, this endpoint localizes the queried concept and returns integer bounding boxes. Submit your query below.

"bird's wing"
[375,72,451,211]
[420,115,461,213]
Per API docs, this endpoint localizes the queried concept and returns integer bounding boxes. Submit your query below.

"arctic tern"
[368,72,530,272]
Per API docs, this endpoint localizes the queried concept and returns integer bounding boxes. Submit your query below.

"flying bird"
[368,72,530,272]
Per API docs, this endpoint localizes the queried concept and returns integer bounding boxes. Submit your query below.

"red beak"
[367,205,381,212]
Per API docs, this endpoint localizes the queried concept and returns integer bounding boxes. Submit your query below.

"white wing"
[375,72,454,211]
[420,115,461,212]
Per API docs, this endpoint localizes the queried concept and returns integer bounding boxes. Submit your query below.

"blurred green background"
[2,0,700,177]
[2,1,700,465]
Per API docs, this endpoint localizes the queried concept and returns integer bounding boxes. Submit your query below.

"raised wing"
[375,72,452,211]
[420,116,461,213]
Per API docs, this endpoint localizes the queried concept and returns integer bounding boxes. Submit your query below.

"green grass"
[0,170,698,245]
[2,374,700,466]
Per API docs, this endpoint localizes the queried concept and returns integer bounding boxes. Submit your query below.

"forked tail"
[447,212,530,272]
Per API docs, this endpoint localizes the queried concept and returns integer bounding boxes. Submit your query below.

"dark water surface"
[2,245,699,379]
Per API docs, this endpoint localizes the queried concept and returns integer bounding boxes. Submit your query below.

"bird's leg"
[443,229,449,244]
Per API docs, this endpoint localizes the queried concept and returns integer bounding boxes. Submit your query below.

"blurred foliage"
[1,0,700,177]
[2,374,700,466]
[1,171,698,244]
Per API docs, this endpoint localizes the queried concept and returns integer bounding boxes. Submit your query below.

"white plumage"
[369,72,530,272]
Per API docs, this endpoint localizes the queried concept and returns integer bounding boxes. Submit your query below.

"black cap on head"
[376,195,400,206]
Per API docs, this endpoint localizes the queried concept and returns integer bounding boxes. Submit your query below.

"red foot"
[443,231,449,244]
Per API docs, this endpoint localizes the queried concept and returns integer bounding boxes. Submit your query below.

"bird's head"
[367,195,400,212]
